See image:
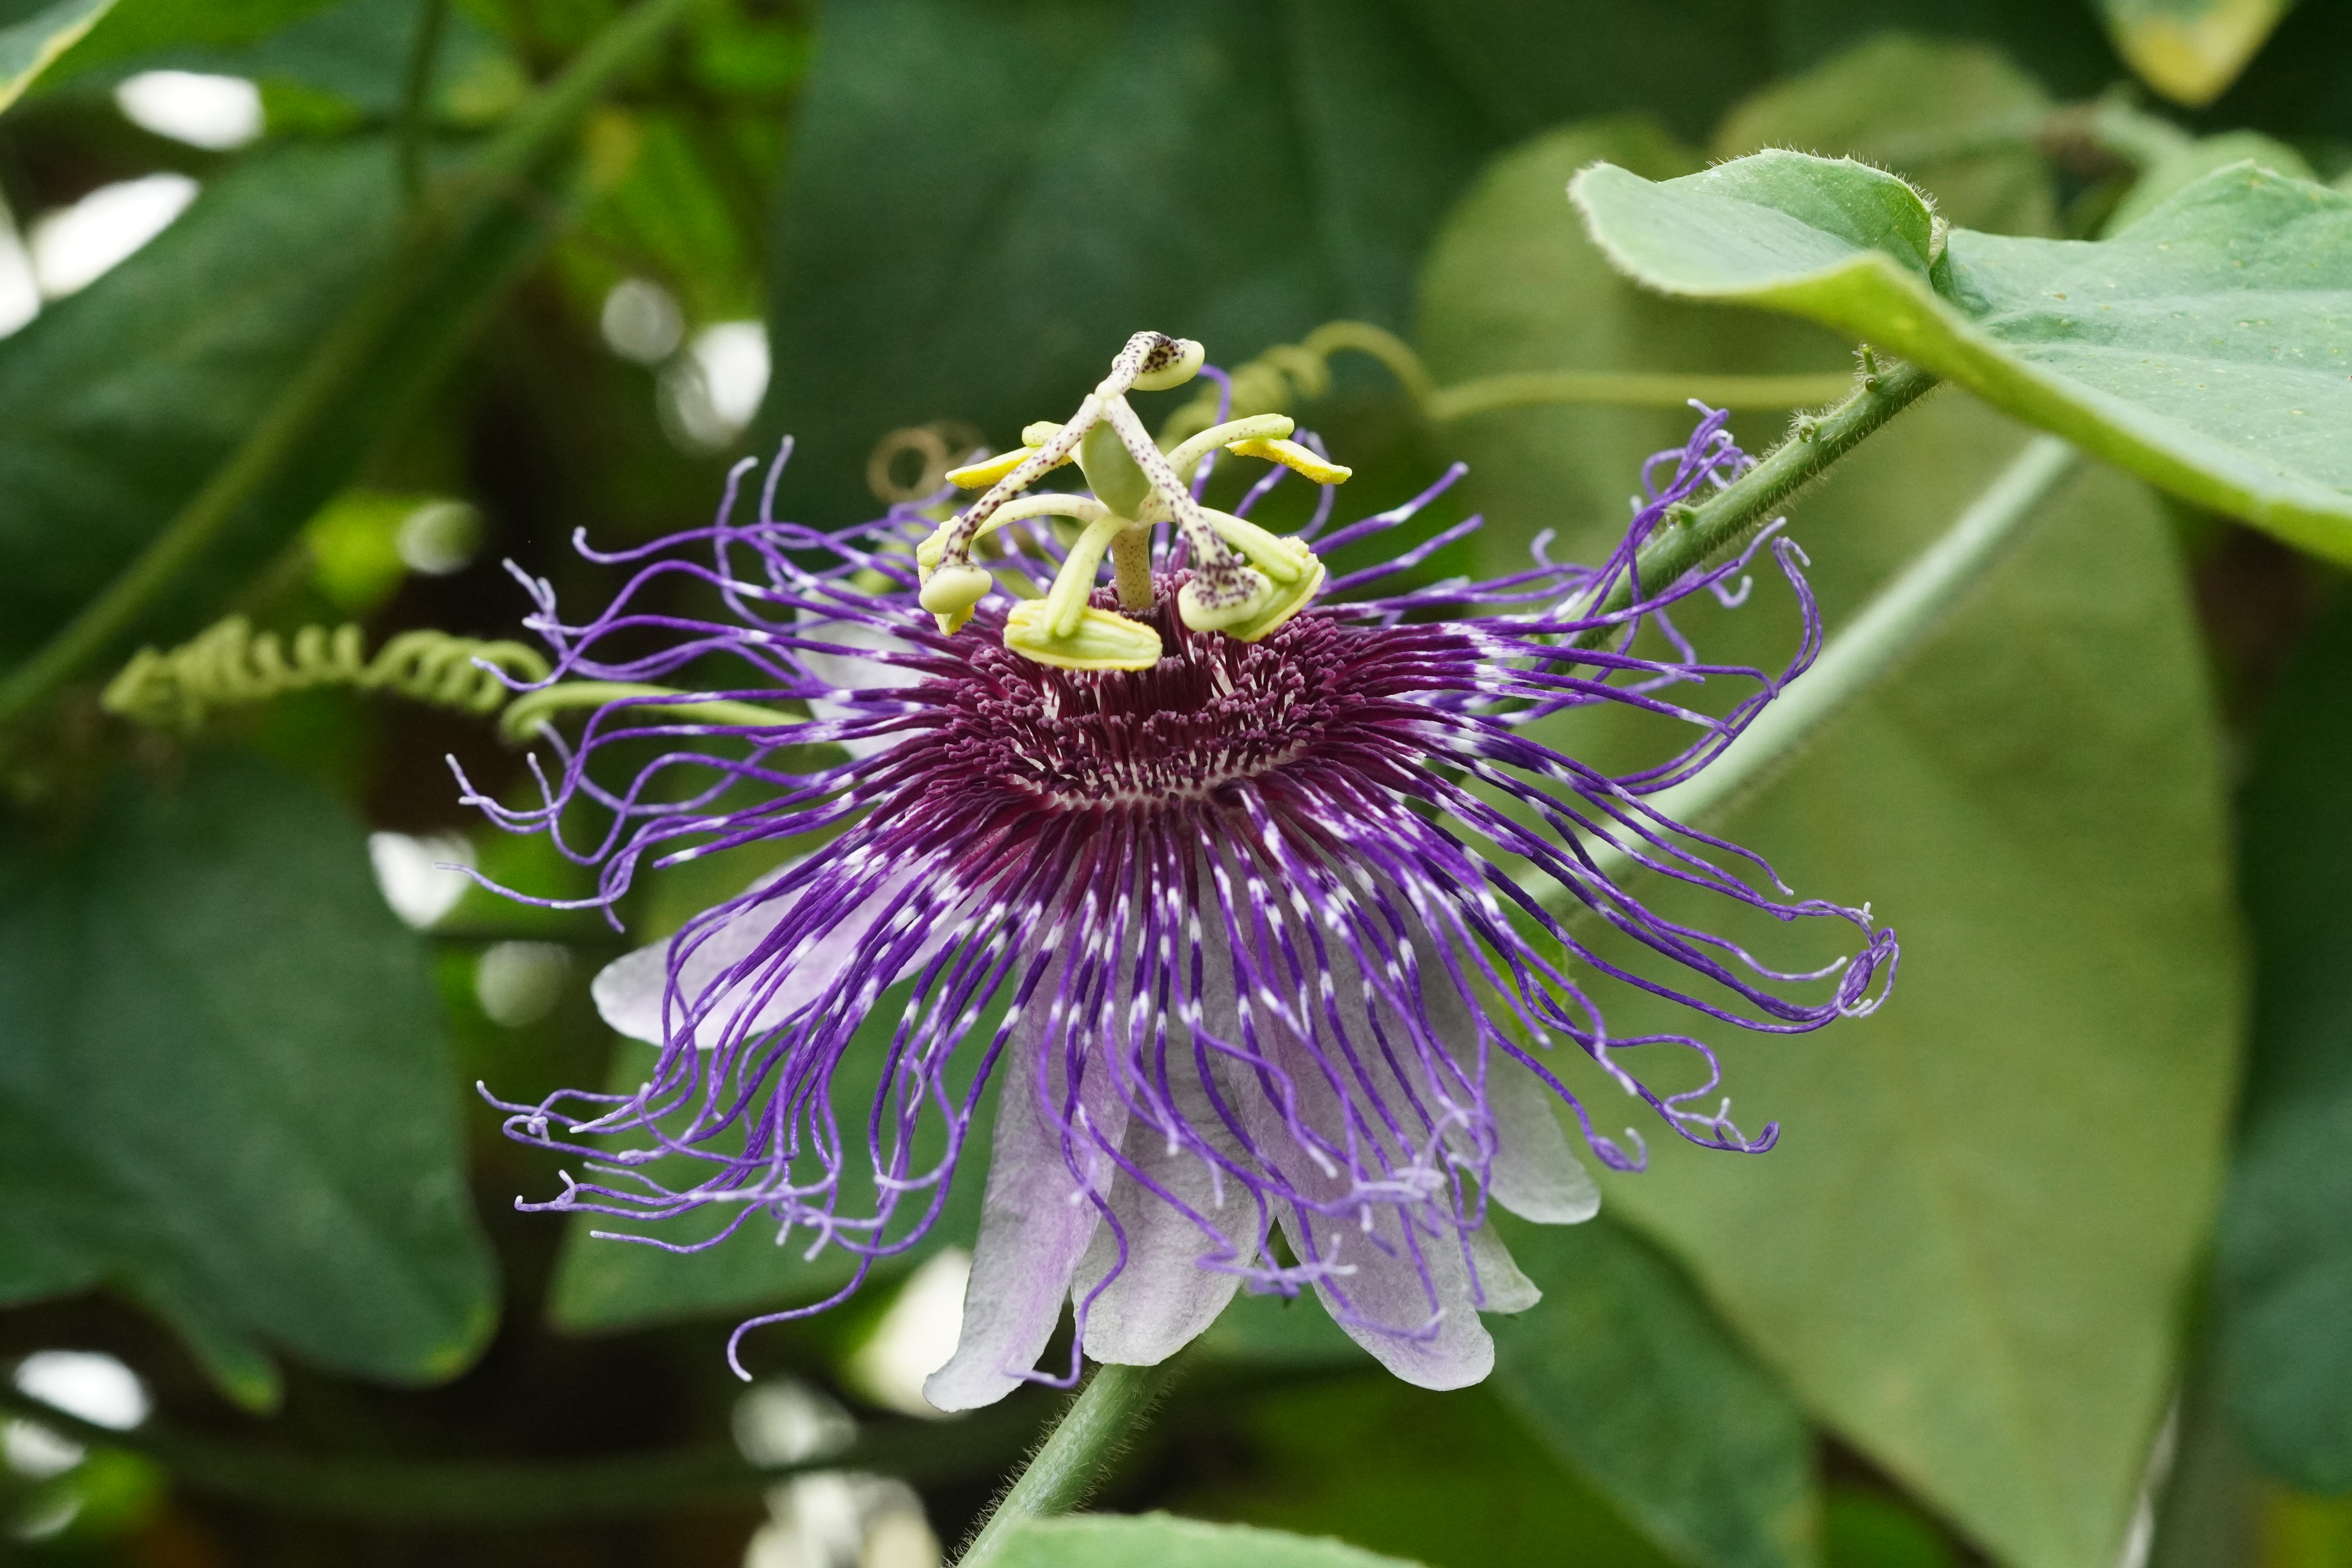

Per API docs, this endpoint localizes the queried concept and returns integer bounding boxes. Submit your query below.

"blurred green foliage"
[2,1,2351,1566]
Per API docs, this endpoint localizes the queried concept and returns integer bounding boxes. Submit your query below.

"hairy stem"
[1572,358,1941,647]
[958,1362,1173,1566]
[0,0,704,734]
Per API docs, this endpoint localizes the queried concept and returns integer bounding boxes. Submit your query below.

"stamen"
[913,332,1349,667]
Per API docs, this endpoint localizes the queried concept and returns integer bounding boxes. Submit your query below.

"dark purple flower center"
[906,574,1392,812]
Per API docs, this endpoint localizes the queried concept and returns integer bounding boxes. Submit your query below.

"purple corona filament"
[469,395,1895,1407]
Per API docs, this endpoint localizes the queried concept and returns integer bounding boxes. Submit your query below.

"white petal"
[1484,1050,1602,1225]
[591,865,950,1050]
[1226,932,1496,1390]
[923,961,1129,1412]
[799,612,920,761]
[1467,1223,1541,1314]
[1415,928,1601,1227]
[1073,1071,1247,1367]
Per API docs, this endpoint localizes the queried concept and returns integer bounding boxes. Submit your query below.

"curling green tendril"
[1158,319,1855,447]
[103,615,799,744]
[103,616,552,732]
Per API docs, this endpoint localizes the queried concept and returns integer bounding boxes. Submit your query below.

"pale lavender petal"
[592,865,949,1049]
[1468,1224,1541,1314]
[798,610,920,761]
[1073,1072,1247,1367]
[1484,1050,1601,1225]
[925,956,1129,1412]
[1417,942,1601,1225]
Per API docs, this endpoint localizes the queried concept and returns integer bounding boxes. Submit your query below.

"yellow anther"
[919,562,994,635]
[1163,414,1294,485]
[1222,554,1327,643]
[1176,568,1276,633]
[1201,508,1316,586]
[1003,601,1164,670]
[946,447,1040,488]
[1226,437,1352,486]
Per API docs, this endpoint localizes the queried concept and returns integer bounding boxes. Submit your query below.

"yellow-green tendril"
[494,683,795,745]
[100,616,797,745]
[1158,319,1854,445]
[103,616,550,731]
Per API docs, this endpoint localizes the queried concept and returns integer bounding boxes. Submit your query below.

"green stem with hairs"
[0,0,705,735]
[1572,358,1941,647]
[957,1361,1174,1567]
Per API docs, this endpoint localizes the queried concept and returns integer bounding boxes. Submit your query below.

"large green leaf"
[1169,1375,1682,1568]
[772,0,2017,523]
[995,1514,1422,1568]
[1710,33,2057,238]
[0,0,113,110]
[1586,434,2239,1568]
[1490,1216,1817,1568]
[0,136,567,670]
[2215,598,2352,1492]
[1421,96,2239,1568]
[21,0,341,96]
[0,753,496,1408]
[1570,149,2352,563]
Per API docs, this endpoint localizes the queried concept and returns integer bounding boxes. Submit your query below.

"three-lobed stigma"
[915,332,1349,671]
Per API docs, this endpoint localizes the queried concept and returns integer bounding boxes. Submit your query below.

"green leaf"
[2094,0,2291,107]
[993,1514,1423,1568]
[2105,129,2313,234]
[763,0,1923,524]
[0,0,113,111]
[1605,415,2236,1568]
[1710,33,2058,238]
[1167,1376,1682,1568]
[78,0,523,122]
[0,753,496,1408]
[24,0,342,96]
[1570,149,2352,563]
[1423,105,2238,1568]
[1490,1216,1818,1568]
[0,136,566,668]
[2216,598,2352,1492]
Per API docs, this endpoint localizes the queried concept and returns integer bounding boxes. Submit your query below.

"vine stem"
[1573,357,1942,647]
[0,0,706,735]
[957,1361,1174,1567]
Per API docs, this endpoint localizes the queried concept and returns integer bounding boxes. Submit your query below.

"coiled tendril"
[103,615,550,731]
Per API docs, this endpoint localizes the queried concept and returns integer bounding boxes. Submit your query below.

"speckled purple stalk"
[471,403,1896,1398]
